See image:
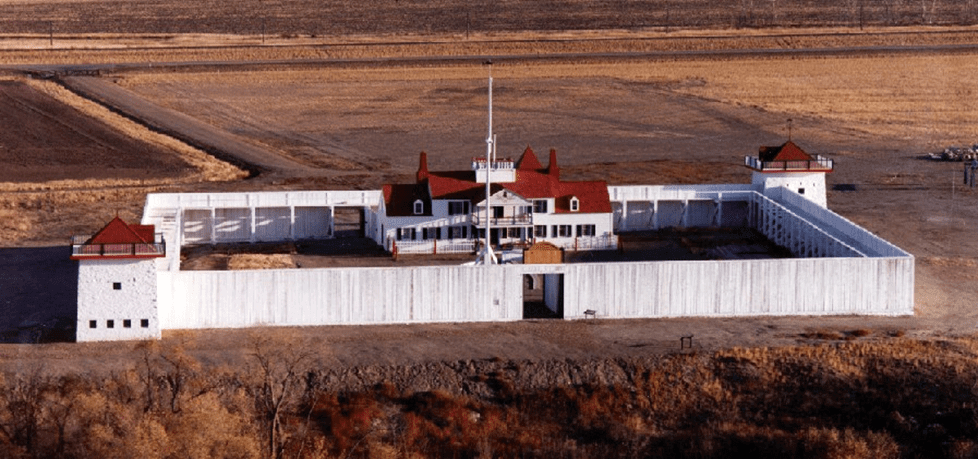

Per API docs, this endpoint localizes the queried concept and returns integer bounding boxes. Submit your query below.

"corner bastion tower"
[70,216,165,342]
[746,140,833,207]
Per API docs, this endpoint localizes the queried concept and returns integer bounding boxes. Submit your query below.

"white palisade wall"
[158,266,524,329]
[156,256,913,330]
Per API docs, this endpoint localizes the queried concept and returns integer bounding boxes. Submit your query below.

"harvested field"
[0,78,191,183]
[0,0,976,37]
[0,76,244,245]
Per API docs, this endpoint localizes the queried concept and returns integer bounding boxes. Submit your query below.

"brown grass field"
[3,1,978,455]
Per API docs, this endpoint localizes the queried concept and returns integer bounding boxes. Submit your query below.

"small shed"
[524,241,563,264]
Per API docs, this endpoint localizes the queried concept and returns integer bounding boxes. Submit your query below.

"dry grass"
[227,254,296,270]
[116,50,978,168]
[653,55,978,146]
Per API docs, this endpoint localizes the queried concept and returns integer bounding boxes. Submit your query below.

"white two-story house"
[371,147,615,253]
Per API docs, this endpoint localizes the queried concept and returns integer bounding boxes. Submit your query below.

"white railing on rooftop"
[470,213,532,225]
[71,235,166,258]
[744,155,833,172]
[471,158,514,170]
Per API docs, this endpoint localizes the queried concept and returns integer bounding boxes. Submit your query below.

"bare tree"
[251,335,311,459]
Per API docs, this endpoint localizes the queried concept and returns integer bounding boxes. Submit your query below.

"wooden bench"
[583,309,597,319]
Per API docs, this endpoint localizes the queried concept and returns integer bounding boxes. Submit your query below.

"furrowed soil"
[1,5,978,455]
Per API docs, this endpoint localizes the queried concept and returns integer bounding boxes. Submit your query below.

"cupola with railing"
[747,140,832,207]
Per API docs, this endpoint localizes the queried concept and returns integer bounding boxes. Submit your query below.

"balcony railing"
[745,155,833,172]
[471,157,514,170]
[470,213,532,225]
[391,239,477,255]
[71,235,166,258]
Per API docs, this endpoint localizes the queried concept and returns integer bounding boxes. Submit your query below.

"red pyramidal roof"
[87,216,154,245]
[516,146,544,171]
[71,216,164,260]
[758,140,814,162]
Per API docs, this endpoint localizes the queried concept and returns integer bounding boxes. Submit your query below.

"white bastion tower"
[70,216,165,342]
[746,140,833,207]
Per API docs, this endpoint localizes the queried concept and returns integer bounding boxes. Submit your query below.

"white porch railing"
[392,239,477,255]
[550,235,619,251]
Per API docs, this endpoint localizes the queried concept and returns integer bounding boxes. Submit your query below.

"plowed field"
[0,79,191,183]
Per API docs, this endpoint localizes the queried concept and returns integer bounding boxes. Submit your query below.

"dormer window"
[569,196,579,212]
[413,199,424,215]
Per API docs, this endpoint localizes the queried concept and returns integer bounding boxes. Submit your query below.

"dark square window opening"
[112,282,122,290]
[123,319,132,328]
[798,188,806,195]
[89,320,97,329]
[533,200,548,213]
[106,320,114,329]
[141,319,149,328]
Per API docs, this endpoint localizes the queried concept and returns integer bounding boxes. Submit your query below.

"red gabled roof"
[426,170,480,201]
[758,140,814,162]
[87,216,153,245]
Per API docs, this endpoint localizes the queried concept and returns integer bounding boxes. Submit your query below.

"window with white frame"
[413,199,424,215]
[534,225,547,237]
[576,224,596,237]
[508,227,522,238]
[569,197,579,212]
[533,200,548,213]
[449,226,467,239]
[448,201,469,215]
[557,225,572,237]
[397,228,416,240]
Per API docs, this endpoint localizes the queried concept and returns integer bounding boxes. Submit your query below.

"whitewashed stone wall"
[77,258,160,341]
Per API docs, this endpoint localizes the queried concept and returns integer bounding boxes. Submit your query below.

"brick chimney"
[417,151,429,183]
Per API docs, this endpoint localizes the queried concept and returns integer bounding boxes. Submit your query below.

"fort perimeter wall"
[157,256,913,329]
[148,186,915,331]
